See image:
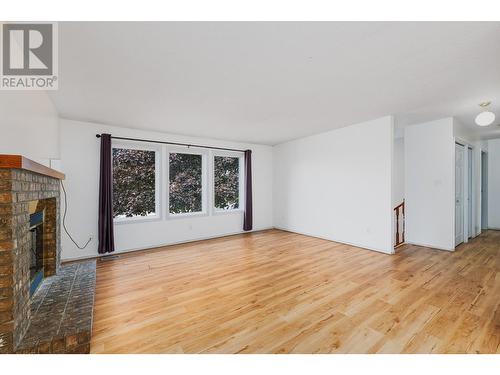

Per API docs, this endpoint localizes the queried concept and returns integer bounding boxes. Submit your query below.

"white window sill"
[212,208,244,216]
[114,215,161,225]
[167,211,208,220]
[113,209,243,225]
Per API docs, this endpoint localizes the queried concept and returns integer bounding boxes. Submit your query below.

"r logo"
[2,23,53,76]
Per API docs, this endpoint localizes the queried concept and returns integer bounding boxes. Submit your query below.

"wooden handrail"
[394,201,404,211]
[394,200,405,247]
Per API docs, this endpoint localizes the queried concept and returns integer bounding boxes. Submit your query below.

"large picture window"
[112,146,158,220]
[169,152,203,214]
[214,155,241,211]
[112,143,244,223]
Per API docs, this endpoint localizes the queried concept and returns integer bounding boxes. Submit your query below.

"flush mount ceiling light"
[475,101,496,127]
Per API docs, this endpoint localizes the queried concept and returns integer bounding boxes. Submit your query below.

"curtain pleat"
[98,133,115,254]
[243,150,253,231]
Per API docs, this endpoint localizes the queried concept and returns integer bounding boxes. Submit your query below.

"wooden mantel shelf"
[0,155,65,180]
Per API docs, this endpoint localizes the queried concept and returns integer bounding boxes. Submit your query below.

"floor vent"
[100,255,121,261]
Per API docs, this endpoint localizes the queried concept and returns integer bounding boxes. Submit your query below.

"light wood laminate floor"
[90,229,500,353]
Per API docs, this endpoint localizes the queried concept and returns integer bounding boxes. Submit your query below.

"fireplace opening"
[29,210,44,296]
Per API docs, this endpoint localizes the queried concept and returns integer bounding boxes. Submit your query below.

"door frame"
[454,139,476,246]
[455,142,465,247]
[468,146,473,239]
[481,150,488,231]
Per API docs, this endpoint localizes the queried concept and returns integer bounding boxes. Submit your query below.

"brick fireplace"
[0,155,96,354]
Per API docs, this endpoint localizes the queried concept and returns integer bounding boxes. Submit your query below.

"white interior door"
[468,147,473,238]
[481,152,488,230]
[455,144,464,246]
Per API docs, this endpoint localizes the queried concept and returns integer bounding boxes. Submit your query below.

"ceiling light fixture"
[475,101,495,127]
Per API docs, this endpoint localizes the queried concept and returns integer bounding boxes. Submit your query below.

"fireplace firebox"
[29,210,45,296]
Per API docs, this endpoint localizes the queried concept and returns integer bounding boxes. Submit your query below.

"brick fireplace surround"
[0,155,96,354]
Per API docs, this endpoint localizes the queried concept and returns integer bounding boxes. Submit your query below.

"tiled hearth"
[0,155,96,354]
[15,261,96,353]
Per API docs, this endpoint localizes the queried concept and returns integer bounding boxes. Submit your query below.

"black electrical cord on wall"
[60,180,92,250]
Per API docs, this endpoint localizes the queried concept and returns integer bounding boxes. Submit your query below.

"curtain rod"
[96,134,246,153]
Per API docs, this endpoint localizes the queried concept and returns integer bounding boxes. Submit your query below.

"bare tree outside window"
[169,153,203,214]
[113,148,156,218]
[214,156,240,210]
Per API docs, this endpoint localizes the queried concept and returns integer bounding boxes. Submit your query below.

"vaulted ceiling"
[49,22,500,144]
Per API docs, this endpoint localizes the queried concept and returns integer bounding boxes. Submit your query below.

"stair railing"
[394,200,405,247]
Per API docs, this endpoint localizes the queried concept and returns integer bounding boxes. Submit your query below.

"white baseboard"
[274,226,394,255]
[405,241,455,252]
[63,226,469,263]
[62,226,274,263]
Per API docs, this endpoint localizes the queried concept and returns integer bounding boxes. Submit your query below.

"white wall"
[478,140,489,232]
[59,119,273,261]
[0,91,59,165]
[393,137,405,206]
[392,136,405,247]
[487,138,500,229]
[453,121,484,238]
[405,118,455,251]
[471,143,483,236]
[273,116,394,254]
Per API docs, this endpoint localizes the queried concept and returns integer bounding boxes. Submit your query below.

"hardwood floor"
[90,229,500,354]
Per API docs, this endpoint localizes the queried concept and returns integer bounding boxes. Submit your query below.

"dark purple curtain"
[243,149,253,231]
[98,133,115,254]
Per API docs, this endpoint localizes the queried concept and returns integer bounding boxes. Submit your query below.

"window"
[169,152,203,214]
[112,146,159,220]
[112,143,243,223]
[214,155,241,211]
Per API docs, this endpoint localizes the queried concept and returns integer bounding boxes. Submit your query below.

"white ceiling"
[49,22,500,145]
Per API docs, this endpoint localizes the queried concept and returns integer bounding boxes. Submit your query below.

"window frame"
[166,146,208,219]
[211,150,245,216]
[112,140,162,225]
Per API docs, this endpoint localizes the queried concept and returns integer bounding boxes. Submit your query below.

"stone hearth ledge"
[15,260,97,354]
